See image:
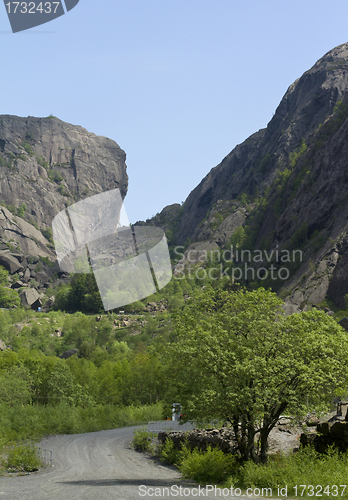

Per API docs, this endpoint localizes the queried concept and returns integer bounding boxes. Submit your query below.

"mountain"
[140,43,348,313]
[0,115,128,307]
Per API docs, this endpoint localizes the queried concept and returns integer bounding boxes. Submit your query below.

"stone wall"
[157,428,238,455]
[301,421,348,453]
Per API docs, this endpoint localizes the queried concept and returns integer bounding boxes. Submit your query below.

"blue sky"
[2,0,348,223]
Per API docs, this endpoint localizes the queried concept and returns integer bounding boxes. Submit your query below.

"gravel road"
[0,426,227,500]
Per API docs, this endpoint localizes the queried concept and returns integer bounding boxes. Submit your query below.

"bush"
[23,142,34,157]
[178,444,237,484]
[225,446,348,496]
[5,444,42,472]
[132,428,153,452]
[160,437,182,464]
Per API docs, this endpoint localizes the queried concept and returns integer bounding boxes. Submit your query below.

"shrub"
[132,427,153,452]
[5,444,42,472]
[224,446,348,495]
[23,142,34,157]
[36,156,49,169]
[160,437,182,464]
[41,228,54,245]
[48,169,63,184]
[178,445,237,484]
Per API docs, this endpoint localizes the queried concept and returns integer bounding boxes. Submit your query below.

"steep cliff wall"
[0,115,128,305]
[142,43,348,311]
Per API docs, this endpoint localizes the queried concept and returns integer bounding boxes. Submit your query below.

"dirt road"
[0,426,221,499]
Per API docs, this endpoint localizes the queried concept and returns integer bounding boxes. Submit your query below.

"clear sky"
[2,0,348,223]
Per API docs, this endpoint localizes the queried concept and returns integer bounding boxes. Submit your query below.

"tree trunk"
[233,417,257,462]
[259,427,270,464]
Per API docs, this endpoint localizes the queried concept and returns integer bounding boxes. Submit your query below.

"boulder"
[35,271,50,285]
[42,296,55,313]
[23,268,31,282]
[19,288,41,308]
[0,253,23,274]
[11,280,25,289]
[306,416,320,427]
[59,348,79,359]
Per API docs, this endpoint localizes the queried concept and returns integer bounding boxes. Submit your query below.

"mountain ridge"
[139,42,348,312]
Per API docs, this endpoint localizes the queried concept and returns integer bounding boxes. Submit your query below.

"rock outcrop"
[0,205,54,258]
[301,405,348,453]
[0,115,128,308]
[173,43,348,246]
[141,42,348,310]
[0,115,128,231]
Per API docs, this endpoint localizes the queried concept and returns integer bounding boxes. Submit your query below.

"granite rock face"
[0,205,54,258]
[0,116,128,308]
[145,43,348,310]
[0,115,128,231]
[175,43,348,246]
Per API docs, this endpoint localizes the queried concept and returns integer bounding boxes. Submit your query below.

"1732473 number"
[5,2,60,14]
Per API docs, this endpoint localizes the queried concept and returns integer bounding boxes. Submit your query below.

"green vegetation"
[158,439,348,494]
[0,267,20,308]
[166,286,348,463]
[316,100,348,149]
[289,139,307,167]
[48,169,63,184]
[4,444,42,472]
[0,201,26,219]
[23,141,34,157]
[177,444,236,484]
[132,427,155,452]
[287,222,308,250]
[1,244,348,483]
[57,184,70,197]
[0,156,12,168]
[25,130,35,141]
[210,212,224,230]
[28,217,39,230]
[36,155,49,170]
[228,446,348,494]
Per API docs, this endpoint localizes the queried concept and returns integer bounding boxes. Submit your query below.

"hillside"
[139,42,348,313]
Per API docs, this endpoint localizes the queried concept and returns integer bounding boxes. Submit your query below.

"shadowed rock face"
[0,115,128,230]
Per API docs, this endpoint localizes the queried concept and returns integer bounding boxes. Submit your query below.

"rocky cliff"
[0,115,128,306]
[141,43,348,312]
[0,115,128,230]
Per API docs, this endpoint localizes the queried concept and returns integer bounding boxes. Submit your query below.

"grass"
[157,437,348,497]
[0,402,163,448]
[222,446,348,497]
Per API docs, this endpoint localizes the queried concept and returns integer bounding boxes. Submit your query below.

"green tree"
[0,266,20,308]
[166,286,348,463]
[56,274,104,313]
[0,365,31,406]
